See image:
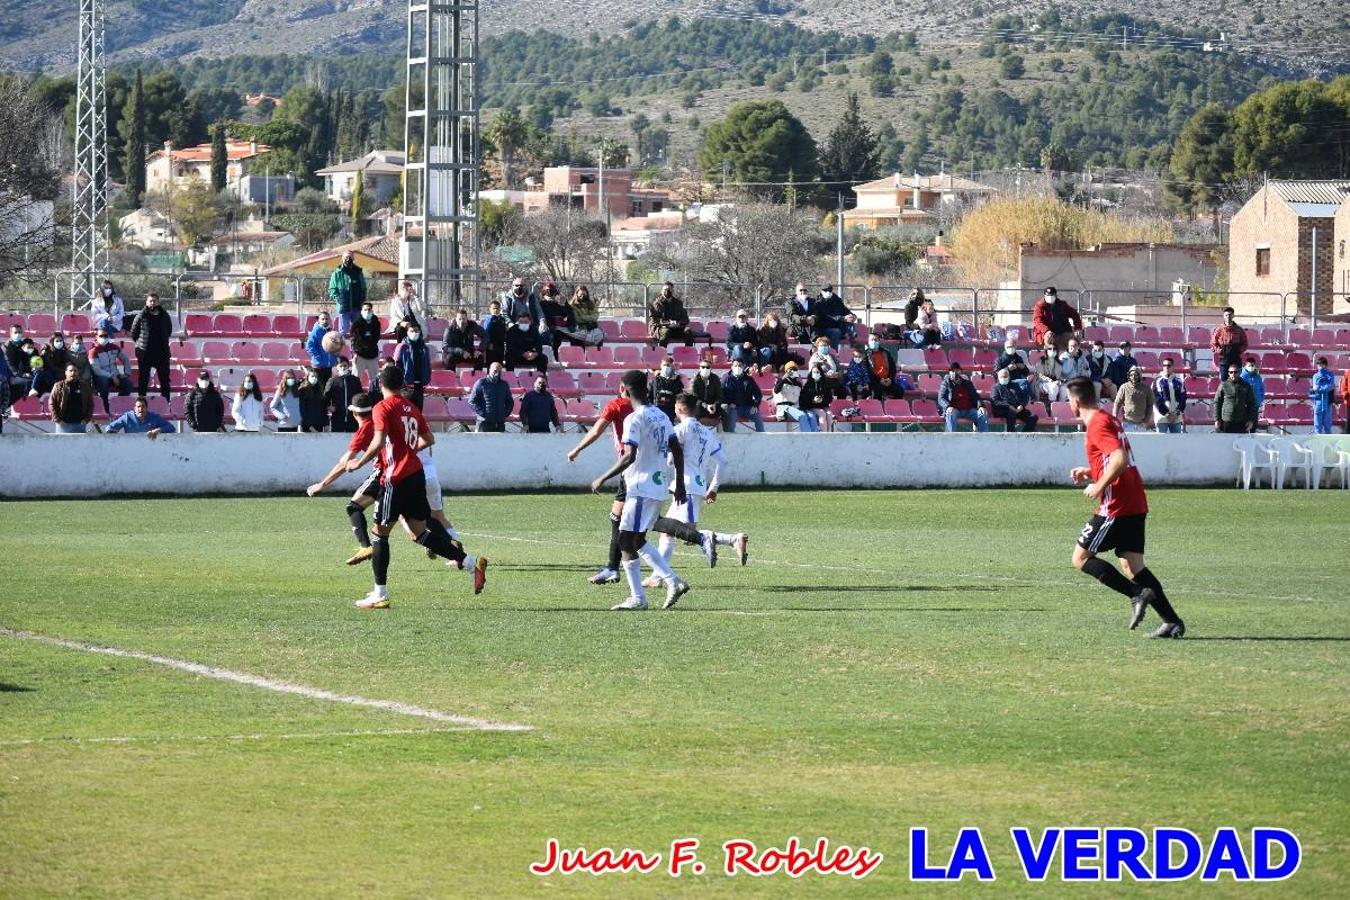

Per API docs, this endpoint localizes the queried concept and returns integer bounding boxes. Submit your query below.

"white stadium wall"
[0,433,1244,498]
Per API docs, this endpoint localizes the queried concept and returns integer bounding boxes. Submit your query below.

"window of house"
[1255,247,1270,276]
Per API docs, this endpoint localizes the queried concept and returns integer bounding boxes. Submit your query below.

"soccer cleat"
[354,592,390,610]
[588,568,620,585]
[1129,587,1156,630]
[663,579,690,610]
[473,557,489,595]
[642,574,662,589]
[426,547,436,560]
[698,530,718,568]
[1150,620,1186,639]
[733,533,750,566]
[611,596,648,610]
[346,546,374,566]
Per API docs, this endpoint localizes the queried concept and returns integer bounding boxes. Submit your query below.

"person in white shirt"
[388,280,427,343]
[231,374,266,432]
[590,370,690,611]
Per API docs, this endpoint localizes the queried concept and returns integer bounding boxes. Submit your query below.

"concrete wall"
[1017,243,1222,309]
[0,433,1246,499]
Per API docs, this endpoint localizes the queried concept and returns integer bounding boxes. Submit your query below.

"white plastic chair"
[1268,438,1314,490]
[1334,436,1350,490]
[1233,437,1275,490]
[1305,435,1343,490]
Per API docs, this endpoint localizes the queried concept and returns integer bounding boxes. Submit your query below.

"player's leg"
[1073,518,1154,627]
[356,483,396,608]
[1119,551,1185,638]
[589,488,625,585]
[630,501,689,609]
[345,474,379,565]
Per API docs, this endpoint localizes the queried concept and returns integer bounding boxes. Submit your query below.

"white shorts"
[619,496,661,534]
[665,494,703,526]
[422,459,443,512]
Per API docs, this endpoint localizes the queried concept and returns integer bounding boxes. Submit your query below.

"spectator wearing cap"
[1213,362,1258,434]
[184,370,226,433]
[324,358,364,432]
[501,277,545,332]
[1031,287,1083,353]
[863,335,904,400]
[938,362,989,432]
[88,327,132,413]
[648,281,693,347]
[771,361,820,432]
[722,361,766,432]
[757,310,790,369]
[1310,356,1336,434]
[727,309,771,369]
[1210,307,1248,379]
[49,363,94,433]
[1112,367,1152,432]
[1102,340,1139,401]
[1152,357,1187,433]
[690,360,725,426]
[652,356,684,422]
[811,284,857,349]
[1239,356,1265,419]
[469,362,514,432]
[519,374,562,433]
[107,396,175,439]
[991,368,1039,432]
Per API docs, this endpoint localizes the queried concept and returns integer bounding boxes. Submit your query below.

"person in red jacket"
[1031,287,1083,352]
[1209,306,1249,378]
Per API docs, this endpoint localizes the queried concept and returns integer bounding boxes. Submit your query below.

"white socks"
[462,554,477,575]
[622,559,644,600]
[638,543,677,584]
[658,535,675,564]
[714,532,736,546]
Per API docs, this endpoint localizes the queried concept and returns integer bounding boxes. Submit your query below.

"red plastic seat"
[1256,326,1285,347]
[547,371,580,397]
[599,320,622,341]
[619,320,647,341]
[1106,325,1134,344]
[1286,329,1312,348]
[612,345,644,367]
[184,313,213,336]
[565,399,601,423]
[242,314,273,336]
[1133,326,1160,345]
[26,313,56,335]
[200,341,233,363]
[1133,351,1160,370]
[175,339,204,366]
[259,342,292,362]
[447,398,478,425]
[1258,352,1287,373]
[107,396,137,418]
[272,315,301,336]
[558,345,587,368]
[1187,326,1211,346]
[1285,352,1312,372]
[585,345,614,369]
[421,397,452,423]
[909,399,940,421]
[947,348,975,368]
[672,346,701,368]
[705,321,730,342]
[1050,401,1076,424]
[213,314,243,336]
[602,372,625,395]
[884,399,913,421]
[429,369,459,392]
[577,371,607,397]
[60,312,92,335]
[917,374,943,395]
[1157,326,1185,346]
[971,349,997,371]
[856,399,888,421]
[232,342,261,363]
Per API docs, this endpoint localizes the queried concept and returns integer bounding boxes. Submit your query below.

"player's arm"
[668,434,686,504]
[308,451,357,496]
[1085,447,1129,501]
[705,446,727,502]
[590,445,636,493]
[567,417,608,462]
[415,421,435,452]
[347,429,385,471]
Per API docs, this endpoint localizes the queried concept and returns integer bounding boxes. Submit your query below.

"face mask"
[9,333,20,342]
[408,331,421,341]
[868,340,879,350]
[767,319,778,327]
[285,378,296,388]
[517,323,529,331]
[1093,350,1105,358]
[811,372,821,381]
[102,288,112,298]
[661,366,673,376]
[998,377,1010,385]
[731,367,743,377]
[338,367,350,377]
[817,347,828,356]
[1245,365,1256,373]
[362,311,373,321]
[53,340,64,349]
[796,291,806,299]
[97,337,109,346]
[489,372,500,382]
[535,383,546,392]
[821,291,832,299]
[307,375,319,386]
[244,380,256,390]
[197,379,209,389]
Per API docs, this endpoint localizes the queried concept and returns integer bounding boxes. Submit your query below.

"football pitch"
[1,488,1347,896]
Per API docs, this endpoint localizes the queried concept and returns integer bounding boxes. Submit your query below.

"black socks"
[1132,567,1181,624]
[654,516,702,546]
[346,502,370,548]
[415,526,467,563]
[371,535,390,584]
[1081,557,1139,599]
[607,512,622,571]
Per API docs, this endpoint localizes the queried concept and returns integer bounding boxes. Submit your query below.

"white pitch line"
[0,628,533,733]
[0,728,476,749]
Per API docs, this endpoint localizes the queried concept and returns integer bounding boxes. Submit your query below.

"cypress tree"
[124,69,146,207]
[210,122,228,193]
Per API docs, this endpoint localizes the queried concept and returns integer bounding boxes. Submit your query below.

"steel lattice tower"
[402,1,481,311]
[71,0,110,306]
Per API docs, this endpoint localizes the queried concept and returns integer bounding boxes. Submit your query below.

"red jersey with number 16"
[372,395,428,485]
[1085,410,1148,517]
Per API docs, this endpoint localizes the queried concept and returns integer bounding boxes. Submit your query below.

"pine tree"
[210,122,228,193]
[819,93,880,206]
[124,69,146,207]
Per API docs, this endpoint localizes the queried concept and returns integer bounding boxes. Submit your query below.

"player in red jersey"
[1066,377,1184,638]
[567,391,634,585]
[307,392,383,564]
[345,367,487,608]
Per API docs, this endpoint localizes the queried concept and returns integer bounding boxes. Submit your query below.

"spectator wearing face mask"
[329,251,368,334]
[519,375,562,433]
[269,369,303,432]
[721,362,765,433]
[296,368,329,433]
[938,363,989,432]
[991,367,1039,432]
[771,361,820,432]
[324,358,364,432]
[1112,367,1152,432]
[66,334,93,393]
[505,313,548,375]
[501,277,545,332]
[92,279,125,334]
[348,301,383,389]
[1310,357,1337,434]
[863,336,904,400]
[1037,332,1066,407]
[442,307,484,371]
[1102,341,1138,402]
[88,328,132,413]
[305,310,338,387]
[0,351,9,432]
[49,364,94,433]
[757,311,789,369]
[690,360,725,425]
[843,346,871,401]
[1031,286,1082,353]
[34,332,72,396]
[810,337,842,396]
[6,325,33,394]
[727,309,770,369]
[648,281,693,347]
[469,362,514,432]
[1213,363,1258,434]
[388,279,425,343]
[811,284,857,349]
[799,362,833,426]
[15,338,41,396]
[1087,341,1109,395]
[184,370,226,433]
[1237,356,1265,414]
[652,356,684,422]
[1058,338,1095,387]
[232,374,266,432]
[1152,357,1187,433]
[996,338,1036,400]
[396,323,433,409]
[129,293,173,401]
[785,282,816,343]
[480,299,508,367]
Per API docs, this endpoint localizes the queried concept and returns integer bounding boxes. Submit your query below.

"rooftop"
[854,172,997,194]
[1267,180,1350,205]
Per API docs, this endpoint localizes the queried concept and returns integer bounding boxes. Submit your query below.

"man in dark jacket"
[648,282,692,347]
[328,251,367,333]
[323,358,364,432]
[726,309,770,368]
[443,307,484,371]
[469,362,514,432]
[348,301,382,389]
[1213,363,1257,434]
[395,326,433,409]
[505,314,547,373]
[519,375,562,433]
[185,370,226,432]
[538,282,576,355]
[49,364,93,433]
[651,356,684,422]
[938,362,989,432]
[481,299,508,367]
[129,293,174,401]
[690,361,725,425]
[863,338,904,399]
[501,277,545,330]
[1102,341,1139,400]
[811,285,857,349]
[721,362,765,432]
[991,368,1039,432]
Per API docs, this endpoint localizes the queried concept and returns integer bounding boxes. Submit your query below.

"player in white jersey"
[417,445,463,568]
[590,370,691,610]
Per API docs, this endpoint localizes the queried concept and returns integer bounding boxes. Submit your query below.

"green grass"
[1,489,1347,897]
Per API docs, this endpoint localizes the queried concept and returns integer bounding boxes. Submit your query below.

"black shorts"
[614,481,627,503]
[356,470,381,500]
[375,471,431,527]
[1077,514,1146,557]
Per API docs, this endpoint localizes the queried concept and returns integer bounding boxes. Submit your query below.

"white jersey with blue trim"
[672,418,723,498]
[620,404,675,501]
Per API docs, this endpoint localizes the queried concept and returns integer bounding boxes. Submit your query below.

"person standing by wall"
[129,293,173,402]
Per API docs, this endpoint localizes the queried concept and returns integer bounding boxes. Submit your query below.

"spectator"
[49,363,94,433]
[771,361,820,432]
[727,309,770,369]
[305,310,337,387]
[1153,357,1187,434]
[1112,367,1152,432]
[785,282,815,343]
[996,337,1036,400]
[1239,356,1266,419]
[34,332,72,396]
[442,307,484,371]
[270,370,302,432]
[799,362,833,426]
[651,356,684,422]
[903,288,925,331]
[480,298,508,367]
[297,368,329,433]
[106,396,175,438]
[1031,286,1082,352]
[231,374,266,432]
[568,285,605,348]
[519,375,562,433]
[757,311,790,369]
[1087,340,1109,395]
[469,361,514,432]
[811,284,857,348]
[690,359,725,426]
[324,358,363,432]
[938,362,989,432]
[914,297,942,347]
[1310,356,1336,434]
[647,281,693,347]
[92,279,125,334]
[129,293,173,401]
[185,369,226,433]
[66,334,94,393]
[501,277,545,332]
[6,324,32,395]
[810,336,841,382]
[1210,307,1248,378]
[720,362,765,432]
[1213,363,1257,434]
[387,279,425,343]
[504,314,547,374]
[843,346,871,401]
[1036,333,1066,407]
[1103,341,1139,400]
[863,335,904,400]
[395,323,433,408]
[1058,338,1095,387]
[88,327,132,414]
[538,281,578,355]
[991,368,1039,432]
[16,338,41,396]
[0,350,10,433]
[328,250,367,334]
[348,301,383,389]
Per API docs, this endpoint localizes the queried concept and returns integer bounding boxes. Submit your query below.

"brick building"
[522,166,669,219]
[1228,180,1349,318]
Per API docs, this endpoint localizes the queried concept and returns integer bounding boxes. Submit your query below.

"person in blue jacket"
[395,324,433,411]
[1309,356,1337,434]
[106,396,176,439]
[721,362,765,433]
[1239,356,1266,419]
[305,310,338,387]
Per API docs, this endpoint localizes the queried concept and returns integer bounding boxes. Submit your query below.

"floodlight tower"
[71,0,110,306]
[402,1,481,311]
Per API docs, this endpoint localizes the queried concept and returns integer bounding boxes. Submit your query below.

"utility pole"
[71,0,110,306]
[836,192,845,292]
[721,158,730,196]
